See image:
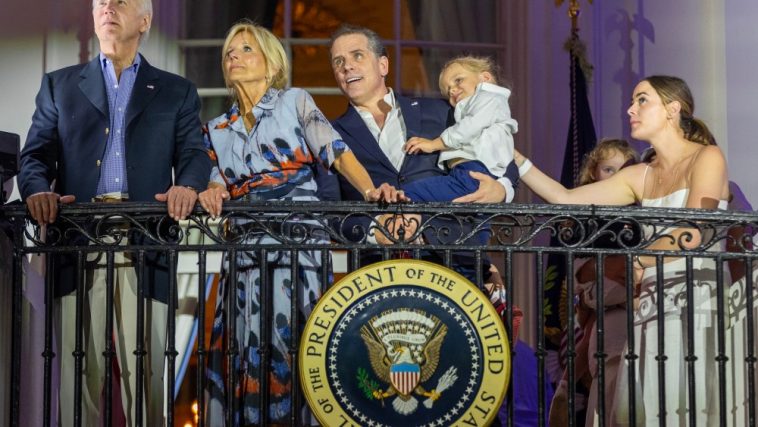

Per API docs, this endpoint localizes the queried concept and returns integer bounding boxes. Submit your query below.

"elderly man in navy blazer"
[327,24,513,282]
[18,0,210,424]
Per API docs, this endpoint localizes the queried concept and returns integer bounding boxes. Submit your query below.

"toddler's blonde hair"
[438,56,499,95]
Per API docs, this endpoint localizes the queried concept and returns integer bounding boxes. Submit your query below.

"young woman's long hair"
[644,75,716,146]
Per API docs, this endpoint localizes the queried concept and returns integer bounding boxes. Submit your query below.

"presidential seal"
[299,260,510,426]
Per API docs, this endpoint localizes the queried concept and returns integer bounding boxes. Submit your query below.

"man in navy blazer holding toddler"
[326,24,513,282]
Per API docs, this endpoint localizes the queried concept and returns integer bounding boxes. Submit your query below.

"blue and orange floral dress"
[204,87,348,426]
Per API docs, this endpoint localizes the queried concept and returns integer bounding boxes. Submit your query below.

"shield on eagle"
[390,362,421,396]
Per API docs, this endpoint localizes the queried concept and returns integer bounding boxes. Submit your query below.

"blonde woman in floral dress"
[198,20,401,426]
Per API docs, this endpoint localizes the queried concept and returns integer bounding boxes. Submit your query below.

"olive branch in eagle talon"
[356,367,384,406]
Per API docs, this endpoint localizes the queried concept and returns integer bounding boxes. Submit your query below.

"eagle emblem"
[359,309,458,415]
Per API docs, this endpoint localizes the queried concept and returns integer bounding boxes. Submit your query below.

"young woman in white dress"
[513,75,736,425]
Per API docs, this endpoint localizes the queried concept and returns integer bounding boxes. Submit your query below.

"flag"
[543,32,597,353]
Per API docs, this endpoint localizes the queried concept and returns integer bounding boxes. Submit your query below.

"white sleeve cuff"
[496,177,515,203]
[439,129,463,150]
[518,159,533,177]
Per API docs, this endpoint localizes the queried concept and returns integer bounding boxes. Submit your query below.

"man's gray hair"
[328,24,387,59]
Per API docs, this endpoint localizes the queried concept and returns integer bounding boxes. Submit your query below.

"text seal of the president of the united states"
[299,260,510,426]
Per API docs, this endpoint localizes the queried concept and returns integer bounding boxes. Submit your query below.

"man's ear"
[378,55,389,78]
[140,12,152,33]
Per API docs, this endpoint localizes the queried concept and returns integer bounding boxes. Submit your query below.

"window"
[180,0,504,122]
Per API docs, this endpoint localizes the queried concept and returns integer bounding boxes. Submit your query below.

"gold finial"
[555,0,593,32]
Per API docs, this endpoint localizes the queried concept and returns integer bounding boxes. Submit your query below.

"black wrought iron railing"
[0,201,756,426]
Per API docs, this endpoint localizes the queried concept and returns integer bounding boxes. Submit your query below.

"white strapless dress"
[612,189,740,426]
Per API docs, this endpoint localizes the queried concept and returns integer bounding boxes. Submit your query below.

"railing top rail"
[1,201,756,222]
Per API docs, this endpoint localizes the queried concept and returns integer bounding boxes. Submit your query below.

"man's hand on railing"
[155,185,199,221]
[25,192,75,224]
[364,182,410,203]
[197,183,230,219]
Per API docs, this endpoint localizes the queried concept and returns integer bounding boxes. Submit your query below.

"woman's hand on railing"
[198,183,230,219]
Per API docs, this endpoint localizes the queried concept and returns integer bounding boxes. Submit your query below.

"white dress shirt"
[355,88,407,172]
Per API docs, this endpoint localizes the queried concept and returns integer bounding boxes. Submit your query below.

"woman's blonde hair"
[221,19,289,99]
[644,75,716,146]
[577,139,638,186]
[438,55,499,94]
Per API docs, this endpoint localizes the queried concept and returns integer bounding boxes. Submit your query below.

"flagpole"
[558,0,594,184]
[568,0,580,35]
[569,1,580,183]
[544,3,597,426]
[566,10,581,422]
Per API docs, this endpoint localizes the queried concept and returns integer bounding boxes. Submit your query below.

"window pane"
[311,94,349,122]
[402,0,498,43]
[282,0,394,39]
[291,45,335,88]
[184,47,225,89]
[199,96,231,125]
[183,1,279,39]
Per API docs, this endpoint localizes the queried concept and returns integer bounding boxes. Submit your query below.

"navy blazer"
[18,55,211,301]
[19,55,210,201]
[329,96,454,243]
[330,96,453,202]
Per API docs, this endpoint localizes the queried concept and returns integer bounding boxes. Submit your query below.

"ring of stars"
[325,286,482,426]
